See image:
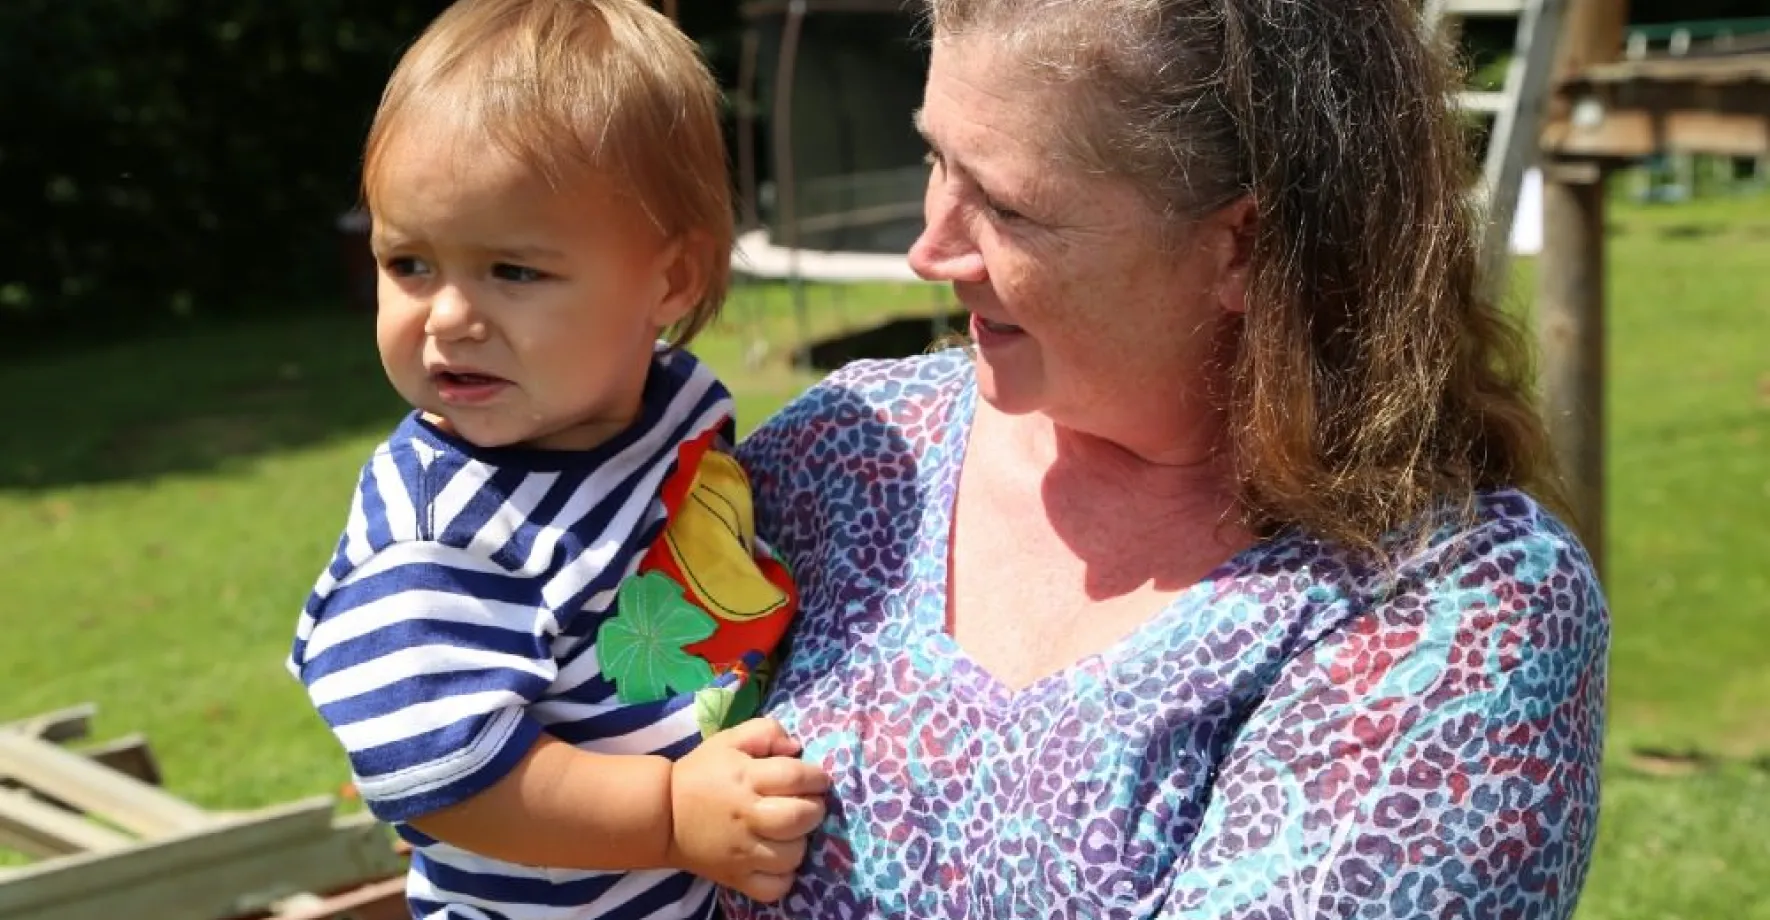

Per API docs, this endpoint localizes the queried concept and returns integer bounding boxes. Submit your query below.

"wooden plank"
[1543,53,1770,157]
[0,705,96,745]
[1661,108,1770,154]
[0,789,134,858]
[83,735,163,787]
[1582,52,1770,84]
[1545,99,1770,156]
[0,800,401,920]
[262,876,407,920]
[0,733,209,838]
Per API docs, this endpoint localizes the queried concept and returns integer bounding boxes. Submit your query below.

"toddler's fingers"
[716,717,802,758]
[745,756,831,797]
[744,833,809,876]
[735,869,797,904]
[748,793,826,841]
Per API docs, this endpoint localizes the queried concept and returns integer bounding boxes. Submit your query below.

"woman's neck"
[963,399,1254,599]
[995,401,1237,506]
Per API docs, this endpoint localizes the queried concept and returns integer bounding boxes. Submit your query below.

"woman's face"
[908,35,1250,458]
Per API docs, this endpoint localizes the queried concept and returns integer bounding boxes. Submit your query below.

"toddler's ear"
[649,231,713,330]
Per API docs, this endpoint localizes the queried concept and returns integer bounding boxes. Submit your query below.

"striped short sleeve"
[290,440,553,823]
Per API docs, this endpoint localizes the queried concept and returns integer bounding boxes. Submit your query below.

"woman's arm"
[1160,521,1608,919]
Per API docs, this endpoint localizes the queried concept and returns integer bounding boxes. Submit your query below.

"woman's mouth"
[970,314,1027,344]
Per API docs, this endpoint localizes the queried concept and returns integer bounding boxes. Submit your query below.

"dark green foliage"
[0,1,747,350]
[0,2,464,344]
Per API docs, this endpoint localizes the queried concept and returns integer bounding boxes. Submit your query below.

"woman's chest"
[945,525,1206,693]
[944,457,1257,693]
[752,591,1291,919]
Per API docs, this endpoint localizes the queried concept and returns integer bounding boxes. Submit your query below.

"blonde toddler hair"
[363,0,733,345]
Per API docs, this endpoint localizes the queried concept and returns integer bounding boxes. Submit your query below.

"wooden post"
[1537,164,1607,572]
[1537,0,1625,577]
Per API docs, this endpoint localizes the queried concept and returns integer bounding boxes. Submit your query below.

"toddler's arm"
[292,523,827,901]
[410,718,828,901]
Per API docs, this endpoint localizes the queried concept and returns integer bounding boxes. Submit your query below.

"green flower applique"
[597,572,716,704]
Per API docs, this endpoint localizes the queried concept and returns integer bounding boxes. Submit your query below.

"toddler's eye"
[492,263,547,283]
[384,255,431,277]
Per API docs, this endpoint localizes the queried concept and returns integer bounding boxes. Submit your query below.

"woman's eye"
[986,200,1027,223]
[383,255,431,277]
[492,263,546,283]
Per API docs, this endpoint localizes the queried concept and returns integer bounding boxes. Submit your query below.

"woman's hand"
[667,718,830,902]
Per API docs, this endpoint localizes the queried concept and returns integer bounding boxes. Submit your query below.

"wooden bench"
[0,704,404,920]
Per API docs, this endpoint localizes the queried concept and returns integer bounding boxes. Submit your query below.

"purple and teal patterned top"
[726,351,1608,920]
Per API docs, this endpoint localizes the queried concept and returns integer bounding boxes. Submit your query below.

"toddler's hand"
[666,717,829,903]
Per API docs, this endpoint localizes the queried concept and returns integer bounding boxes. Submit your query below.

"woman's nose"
[907,178,986,284]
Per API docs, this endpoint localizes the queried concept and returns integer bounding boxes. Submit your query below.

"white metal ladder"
[1423,0,1569,301]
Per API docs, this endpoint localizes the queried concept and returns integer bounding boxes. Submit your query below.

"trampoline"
[730,1,952,356]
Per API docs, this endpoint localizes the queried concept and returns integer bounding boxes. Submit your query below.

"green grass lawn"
[2,197,1767,916]
[0,278,944,817]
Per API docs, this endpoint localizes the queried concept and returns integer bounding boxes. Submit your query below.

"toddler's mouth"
[434,370,507,386]
[430,368,511,406]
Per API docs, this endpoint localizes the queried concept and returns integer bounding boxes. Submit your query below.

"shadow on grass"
[0,309,408,492]
[797,314,960,371]
[2,282,956,492]
[1656,223,1731,241]
[1633,406,1768,453]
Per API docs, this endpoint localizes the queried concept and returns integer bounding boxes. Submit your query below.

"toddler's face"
[368,131,689,451]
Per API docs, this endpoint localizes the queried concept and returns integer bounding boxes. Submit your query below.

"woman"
[730,0,1608,916]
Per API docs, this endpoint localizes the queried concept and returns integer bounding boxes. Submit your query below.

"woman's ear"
[648,231,711,330]
[1213,195,1258,315]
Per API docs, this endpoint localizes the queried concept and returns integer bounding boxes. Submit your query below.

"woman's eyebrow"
[912,108,948,160]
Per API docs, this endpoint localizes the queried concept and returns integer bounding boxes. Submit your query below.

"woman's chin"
[972,360,1046,417]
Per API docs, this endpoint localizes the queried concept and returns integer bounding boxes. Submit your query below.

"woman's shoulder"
[1221,489,1603,658]
[1348,488,1606,629]
[1406,489,1594,584]
[737,348,973,466]
[774,348,972,419]
[1258,489,1593,588]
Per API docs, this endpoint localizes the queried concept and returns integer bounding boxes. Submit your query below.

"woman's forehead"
[923,40,1161,226]
[918,42,1063,169]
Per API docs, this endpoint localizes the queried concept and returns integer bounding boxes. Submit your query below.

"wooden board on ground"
[0,801,401,920]
[0,704,97,746]
[231,876,409,920]
[0,703,404,920]
[0,733,210,838]
[0,788,133,858]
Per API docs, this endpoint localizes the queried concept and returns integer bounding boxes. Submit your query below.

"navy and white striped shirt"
[290,348,732,920]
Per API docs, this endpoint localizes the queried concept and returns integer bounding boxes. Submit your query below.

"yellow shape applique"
[661,451,790,622]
